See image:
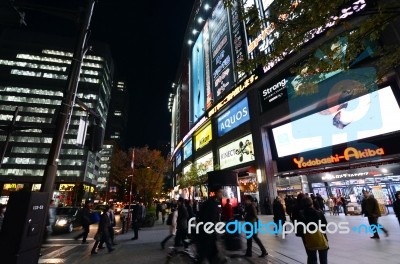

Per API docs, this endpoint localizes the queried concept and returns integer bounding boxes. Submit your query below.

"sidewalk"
[61,214,400,264]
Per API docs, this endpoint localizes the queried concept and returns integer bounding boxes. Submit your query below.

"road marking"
[42,245,77,259]
[38,258,65,264]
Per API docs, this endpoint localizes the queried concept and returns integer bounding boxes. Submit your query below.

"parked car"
[120,204,138,219]
[52,207,82,233]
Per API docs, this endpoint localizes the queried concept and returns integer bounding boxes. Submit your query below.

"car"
[120,204,138,219]
[52,207,82,233]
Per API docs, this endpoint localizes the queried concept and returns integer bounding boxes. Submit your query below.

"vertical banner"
[203,20,213,110]
[192,32,206,123]
[209,0,235,101]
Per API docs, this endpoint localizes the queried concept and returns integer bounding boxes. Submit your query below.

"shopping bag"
[304,230,329,251]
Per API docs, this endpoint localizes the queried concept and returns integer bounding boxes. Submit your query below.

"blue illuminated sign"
[176,151,182,167]
[217,98,250,137]
[183,139,193,160]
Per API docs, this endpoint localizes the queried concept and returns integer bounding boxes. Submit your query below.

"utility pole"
[40,0,96,195]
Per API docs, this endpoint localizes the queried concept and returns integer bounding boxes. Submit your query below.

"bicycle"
[165,238,252,264]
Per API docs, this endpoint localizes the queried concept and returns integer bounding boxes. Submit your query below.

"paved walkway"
[40,214,400,264]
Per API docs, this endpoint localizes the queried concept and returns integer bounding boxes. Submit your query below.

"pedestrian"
[392,191,400,226]
[91,206,114,254]
[174,197,189,247]
[362,190,389,239]
[272,197,286,236]
[316,193,325,213]
[221,198,234,222]
[298,197,329,264]
[310,194,321,211]
[340,195,348,215]
[185,199,195,220]
[98,204,117,248]
[43,199,56,244]
[131,202,141,240]
[196,186,224,263]
[328,197,334,215]
[74,200,92,244]
[160,204,177,249]
[0,204,6,231]
[156,201,162,221]
[243,195,268,258]
[161,202,167,224]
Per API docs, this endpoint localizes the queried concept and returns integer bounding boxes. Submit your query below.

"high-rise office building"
[0,29,114,206]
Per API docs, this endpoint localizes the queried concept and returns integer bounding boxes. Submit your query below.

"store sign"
[32,184,41,191]
[3,183,24,190]
[195,152,214,174]
[183,139,193,160]
[176,150,182,167]
[219,134,255,169]
[195,124,212,150]
[293,147,385,169]
[217,97,250,137]
[322,172,369,180]
[83,184,91,192]
[59,184,75,191]
[259,79,288,112]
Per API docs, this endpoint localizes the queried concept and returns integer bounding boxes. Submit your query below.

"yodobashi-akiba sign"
[217,97,250,137]
[259,79,288,112]
[219,134,255,169]
[195,124,212,150]
[183,139,193,160]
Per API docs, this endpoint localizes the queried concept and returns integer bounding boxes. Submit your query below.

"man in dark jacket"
[393,191,400,226]
[244,195,268,258]
[131,202,141,240]
[174,197,189,247]
[362,190,389,239]
[91,206,114,254]
[74,200,92,244]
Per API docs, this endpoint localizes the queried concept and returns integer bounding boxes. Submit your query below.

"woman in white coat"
[161,205,178,249]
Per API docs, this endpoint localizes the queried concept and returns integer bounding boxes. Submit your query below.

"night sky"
[8,0,195,149]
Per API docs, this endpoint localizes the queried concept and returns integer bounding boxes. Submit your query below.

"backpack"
[166,212,173,225]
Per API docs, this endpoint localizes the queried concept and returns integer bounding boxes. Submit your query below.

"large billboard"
[272,86,400,158]
[209,0,235,101]
[217,97,250,137]
[183,139,193,160]
[195,152,214,173]
[219,134,255,169]
[195,123,212,150]
[192,32,206,124]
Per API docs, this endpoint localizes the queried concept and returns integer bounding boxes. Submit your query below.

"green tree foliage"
[178,163,211,199]
[223,0,400,85]
[131,146,169,206]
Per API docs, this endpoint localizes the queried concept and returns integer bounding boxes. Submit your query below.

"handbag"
[94,232,102,242]
[304,230,329,251]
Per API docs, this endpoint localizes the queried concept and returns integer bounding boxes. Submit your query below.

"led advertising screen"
[209,0,235,101]
[272,86,400,158]
[217,97,250,137]
[195,123,212,150]
[183,139,193,160]
[219,134,255,169]
[195,152,214,173]
[192,32,206,124]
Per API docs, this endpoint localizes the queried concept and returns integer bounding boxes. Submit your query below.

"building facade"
[0,30,114,206]
[169,0,400,212]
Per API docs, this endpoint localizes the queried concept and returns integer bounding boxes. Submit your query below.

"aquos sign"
[217,98,250,137]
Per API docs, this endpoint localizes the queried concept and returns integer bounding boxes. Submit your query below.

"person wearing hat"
[243,195,268,258]
[392,191,400,226]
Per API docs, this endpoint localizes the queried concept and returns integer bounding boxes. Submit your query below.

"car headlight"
[56,219,68,226]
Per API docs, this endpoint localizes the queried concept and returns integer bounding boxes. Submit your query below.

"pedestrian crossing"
[39,244,88,264]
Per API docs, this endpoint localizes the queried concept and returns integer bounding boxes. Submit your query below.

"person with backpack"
[161,204,177,249]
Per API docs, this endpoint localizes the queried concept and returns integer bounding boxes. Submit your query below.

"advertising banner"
[219,134,255,169]
[259,78,288,112]
[176,150,182,167]
[195,124,212,150]
[230,0,247,82]
[217,97,250,137]
[195,152,214,173]
[192,32,206,124]
[209,0,235,101]
[183,139,193,160]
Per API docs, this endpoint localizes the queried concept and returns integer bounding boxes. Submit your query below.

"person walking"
[298,197,329,264]
[392,191,400,226]
[161,202,168,224]
[243,195,268,258]
[174,197,189,247]
[98,204,117,248]
[91,206,114,254]
[328,196,334,215]
[160,204,178,249]
[362,190,389,239]
[131,202,141,240]
[340,195,348,216]
[272,197,286,236]
[74,200,92,244]
[263,197,271,215]
[316,193,325,214]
